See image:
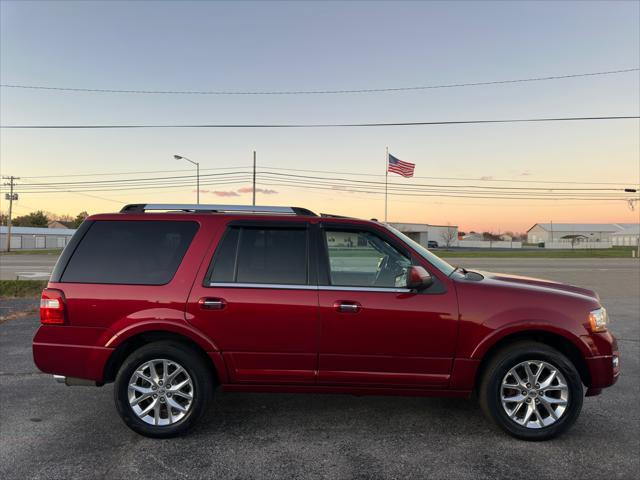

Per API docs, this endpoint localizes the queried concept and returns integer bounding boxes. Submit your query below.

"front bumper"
[586,353,620,389]
[581,331,620,392]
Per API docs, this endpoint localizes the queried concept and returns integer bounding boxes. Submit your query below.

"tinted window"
[209,228,239,282]
[61,220,198,285]
[325,230,411,288]
[209,227,308,285]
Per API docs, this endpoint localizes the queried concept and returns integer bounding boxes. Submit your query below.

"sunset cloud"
[197,189,240,197]
[237,187,278,195]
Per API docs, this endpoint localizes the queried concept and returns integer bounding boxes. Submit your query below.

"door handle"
[334,301,362,313]
[199,297,226,310]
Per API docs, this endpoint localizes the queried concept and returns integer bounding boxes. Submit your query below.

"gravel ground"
[0,298,38,321]
[1,258,638,479]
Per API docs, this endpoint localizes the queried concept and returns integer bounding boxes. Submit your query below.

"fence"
[544,241,613,249]
[457,240,523,249]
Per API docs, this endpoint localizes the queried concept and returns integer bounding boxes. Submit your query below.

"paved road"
[0,254,58,280]
[1,259,639,479]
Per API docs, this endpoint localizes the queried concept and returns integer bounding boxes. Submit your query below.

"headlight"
[588,307,608,333]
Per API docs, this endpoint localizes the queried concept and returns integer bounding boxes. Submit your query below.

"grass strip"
[0,280,48,298]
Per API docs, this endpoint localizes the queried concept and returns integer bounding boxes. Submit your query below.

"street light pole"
[174,155,200,204]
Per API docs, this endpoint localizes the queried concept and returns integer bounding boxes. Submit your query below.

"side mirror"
[406,265,433,290]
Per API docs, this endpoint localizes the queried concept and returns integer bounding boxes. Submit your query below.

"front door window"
[324,230,411,288]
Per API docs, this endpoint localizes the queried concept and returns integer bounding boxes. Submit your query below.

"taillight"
[40,289,66,325]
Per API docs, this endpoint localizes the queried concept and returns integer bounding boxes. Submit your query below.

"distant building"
[612,224,640,247]
[527,223,639,245]
[0,226,76,250]
[389,223,459,247]
[462,232,483,241]
[47,220,75,229]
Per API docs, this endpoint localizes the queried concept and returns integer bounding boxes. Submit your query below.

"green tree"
[73,211,89,228]
[12,211,49,227]
[482,231,501,241]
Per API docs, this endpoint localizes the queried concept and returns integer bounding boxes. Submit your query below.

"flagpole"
[384,146,389,223]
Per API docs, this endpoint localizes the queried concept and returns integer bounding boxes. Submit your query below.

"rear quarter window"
[60,220,199,285]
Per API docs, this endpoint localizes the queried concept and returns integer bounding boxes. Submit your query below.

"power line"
[5,170,634,194]
[17,165,250,179]
[17,170,251,187]
[268,183,630,208]
[6,173,636,202]
[259,165,636,186]
[3,170,637,197]
[257,181,638,202]
[2,115,639,129]
[255,171,635,192]
[256,176,636,198]
[1,68,637,95]
[10,178,252,194]
[12,163,634,187]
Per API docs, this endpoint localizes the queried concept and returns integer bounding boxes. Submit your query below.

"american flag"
[387,154,415,178]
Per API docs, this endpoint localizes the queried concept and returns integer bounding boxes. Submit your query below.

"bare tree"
[440,224,457,248]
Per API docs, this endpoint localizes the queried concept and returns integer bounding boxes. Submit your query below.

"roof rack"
[120,203,317,216]
[319,213,352,219]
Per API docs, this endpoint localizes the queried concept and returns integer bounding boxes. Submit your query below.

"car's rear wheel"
[479,341,583,441]
[114,341,213,438]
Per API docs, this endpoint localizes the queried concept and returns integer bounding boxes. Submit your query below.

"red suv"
[33,204,619,439]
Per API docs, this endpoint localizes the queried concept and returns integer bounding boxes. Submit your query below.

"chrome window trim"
[208,282,410,293]
[319,285,411,293]
[209,282,317,290]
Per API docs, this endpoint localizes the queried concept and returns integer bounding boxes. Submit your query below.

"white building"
[612,224,640,247]
[527,223,639,246]
[0,226,76,250]
[389,223,459,247]
[462,232,483,241]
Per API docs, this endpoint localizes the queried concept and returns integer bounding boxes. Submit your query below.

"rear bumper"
[32,326,113,382]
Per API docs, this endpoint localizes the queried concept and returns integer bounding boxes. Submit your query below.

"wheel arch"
[473,329,591,391]
[103,330,227,384]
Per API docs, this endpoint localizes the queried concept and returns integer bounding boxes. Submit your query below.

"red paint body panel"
[186,286,320,383]
[32,211,619,399]
[317,289,458,386]
[33,324,113,380]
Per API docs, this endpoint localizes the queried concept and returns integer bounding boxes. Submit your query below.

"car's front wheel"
[479,341,584,440]
[114,341,214,438]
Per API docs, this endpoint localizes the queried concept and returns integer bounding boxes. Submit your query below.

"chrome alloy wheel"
[501,360,569,429]
[128,358,194,426]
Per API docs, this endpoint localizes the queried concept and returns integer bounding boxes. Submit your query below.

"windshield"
[384,225,456,276]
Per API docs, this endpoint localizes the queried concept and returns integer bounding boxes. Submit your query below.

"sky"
[1,0,639,233]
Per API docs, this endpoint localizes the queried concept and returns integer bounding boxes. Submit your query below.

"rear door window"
[61,220,198,285]
[209,226,308,285]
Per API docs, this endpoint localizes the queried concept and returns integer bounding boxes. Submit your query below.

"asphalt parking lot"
[1,258,639,479]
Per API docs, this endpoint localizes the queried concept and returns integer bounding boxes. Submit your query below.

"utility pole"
[252,150,256,206]
[2,176,19,252]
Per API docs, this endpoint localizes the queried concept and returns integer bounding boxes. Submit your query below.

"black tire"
[114,341,214,438]
[479,341,583,441]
